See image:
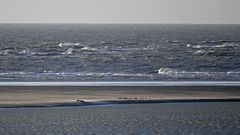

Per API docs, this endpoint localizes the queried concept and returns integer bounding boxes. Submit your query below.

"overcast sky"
[0,0,239,24]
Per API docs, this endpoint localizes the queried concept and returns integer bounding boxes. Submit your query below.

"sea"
[0,102,239,134]
[0,24,240,82]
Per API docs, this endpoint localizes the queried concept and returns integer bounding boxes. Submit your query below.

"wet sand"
[0,102,239,134]
[0,86,240,106]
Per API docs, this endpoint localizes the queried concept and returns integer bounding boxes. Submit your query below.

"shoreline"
[1,98,240,109]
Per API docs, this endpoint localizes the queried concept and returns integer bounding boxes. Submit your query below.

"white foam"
[19,49,30,54]
[187,43,239,49]
[158,68,177,75]
[62,48,74,54]
[194,50,206,55]
[58,42,81,48]
[213,44,227,48]
[0,50,12,55]
[192,45,205,49]
[0,72,35,75]
[80,46,96,51]
[157,68,240,76]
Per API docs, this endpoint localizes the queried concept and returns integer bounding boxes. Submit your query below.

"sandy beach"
[0,86,240,106]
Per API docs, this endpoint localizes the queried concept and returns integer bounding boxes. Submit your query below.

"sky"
[0,0,240,24]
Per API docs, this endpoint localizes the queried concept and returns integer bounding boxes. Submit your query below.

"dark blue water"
[0,24,240,81]
[0,102,240,134]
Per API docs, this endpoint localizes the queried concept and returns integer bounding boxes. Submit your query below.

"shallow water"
[0,24,240,81]
[0,102,239,134]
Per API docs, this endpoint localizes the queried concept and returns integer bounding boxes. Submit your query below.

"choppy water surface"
[0,24,240,81]
[0,102,239,134]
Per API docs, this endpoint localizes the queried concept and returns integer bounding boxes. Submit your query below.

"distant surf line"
[0,81,240,86]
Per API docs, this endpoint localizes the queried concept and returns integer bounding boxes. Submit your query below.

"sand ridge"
[0,86,240,106]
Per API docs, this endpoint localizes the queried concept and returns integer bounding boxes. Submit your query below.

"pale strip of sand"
[0,86,240,106]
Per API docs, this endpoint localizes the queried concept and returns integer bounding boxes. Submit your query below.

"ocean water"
[0,24,240,81]
[0,102,239,134]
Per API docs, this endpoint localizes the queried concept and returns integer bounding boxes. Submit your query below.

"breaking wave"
[0,71,154,81]
[158,68,240,77]
[58,42,83,48]
[62,48,74,55]
[186,43,239,49]
[80,46,97,51]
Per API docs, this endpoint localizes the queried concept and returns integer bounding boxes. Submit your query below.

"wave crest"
[58,42,83,48]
